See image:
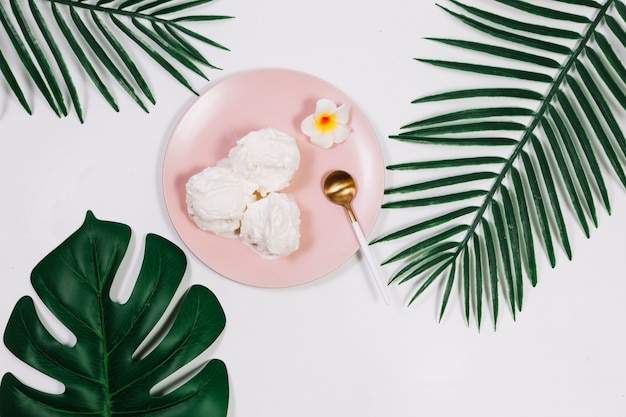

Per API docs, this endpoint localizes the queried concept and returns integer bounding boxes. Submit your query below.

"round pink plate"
[162,68,384,288]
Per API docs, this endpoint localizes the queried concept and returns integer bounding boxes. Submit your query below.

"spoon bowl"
[323,170,390,304]
[323,170,357,221]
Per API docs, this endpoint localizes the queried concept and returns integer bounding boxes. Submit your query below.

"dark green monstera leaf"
[0,211,228,417]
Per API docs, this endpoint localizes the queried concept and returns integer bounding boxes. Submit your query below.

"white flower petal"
[311,133,335,149]
[300,115,322,137]
[314,98,337,117]
[333,123,351,144]
[333,104,349,124]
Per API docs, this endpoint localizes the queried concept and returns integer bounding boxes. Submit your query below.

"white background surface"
[1,0,626,416]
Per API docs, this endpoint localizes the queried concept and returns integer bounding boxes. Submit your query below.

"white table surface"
[1,1,625,416]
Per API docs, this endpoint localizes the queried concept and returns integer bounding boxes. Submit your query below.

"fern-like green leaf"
[379,0,626,328]
[0,0,232,120]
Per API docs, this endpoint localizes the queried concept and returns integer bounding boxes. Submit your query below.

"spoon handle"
[351,221,391,305]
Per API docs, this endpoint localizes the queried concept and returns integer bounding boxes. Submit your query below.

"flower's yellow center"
[316,114,335,132]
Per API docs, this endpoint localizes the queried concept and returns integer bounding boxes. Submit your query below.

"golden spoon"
[323,170,390,304]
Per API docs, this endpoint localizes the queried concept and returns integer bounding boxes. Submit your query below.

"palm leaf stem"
[0,0,228,118]
[400,1,615,312]
[50,0,232,29]
[466,0,609,243]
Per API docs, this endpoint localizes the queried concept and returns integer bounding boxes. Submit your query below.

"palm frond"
[378,0,626,328]
[0,0,232,121]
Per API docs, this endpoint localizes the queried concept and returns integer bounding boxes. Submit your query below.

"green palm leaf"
[378,0,626,328]
[0,0,232,121]
[0,211,229,417]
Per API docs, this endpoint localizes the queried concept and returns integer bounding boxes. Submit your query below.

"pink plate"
[162,68,384,288]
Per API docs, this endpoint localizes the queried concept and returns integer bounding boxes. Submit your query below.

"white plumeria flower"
[300,98,351,149]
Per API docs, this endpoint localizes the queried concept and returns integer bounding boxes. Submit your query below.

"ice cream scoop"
[186,166,257,237]
[323,170,390,304]
[240,192,300,258]
[229,128,300,196]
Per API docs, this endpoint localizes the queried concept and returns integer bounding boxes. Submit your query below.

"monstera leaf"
[376,0,626,328]
[0,211,229,417]
[0,0,232,121]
